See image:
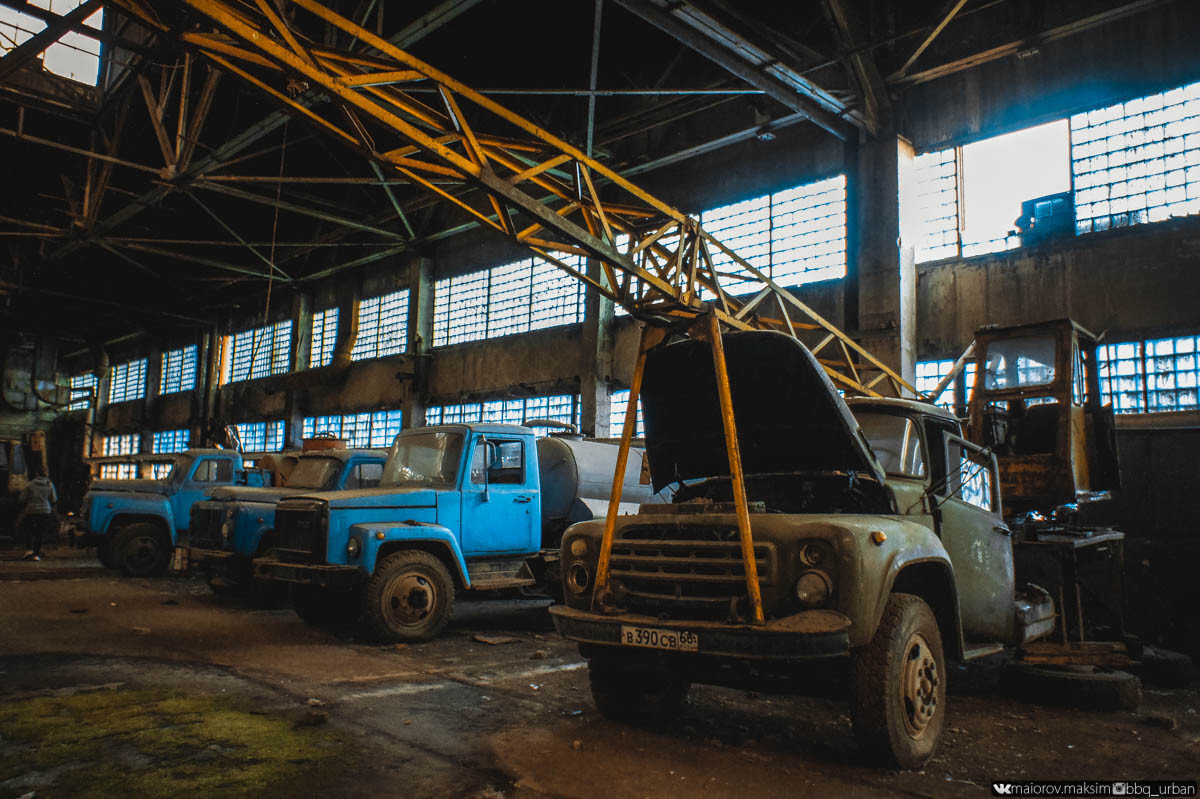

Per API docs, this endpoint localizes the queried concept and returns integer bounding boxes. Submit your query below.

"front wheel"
[112,523,171,577]
[851,593,946,769]
[363,551,455,642]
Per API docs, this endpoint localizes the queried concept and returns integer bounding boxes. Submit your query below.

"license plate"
[620,625,699,652]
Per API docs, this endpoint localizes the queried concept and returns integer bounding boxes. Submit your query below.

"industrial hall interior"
[0,0,1198,796]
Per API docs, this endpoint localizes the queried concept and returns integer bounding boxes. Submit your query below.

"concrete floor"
[1,549,1197,798]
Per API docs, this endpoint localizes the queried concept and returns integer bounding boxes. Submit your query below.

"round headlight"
[795,570,832,608]
[347,536,361,558]
[569,538,588,558]
[565,562,590,594]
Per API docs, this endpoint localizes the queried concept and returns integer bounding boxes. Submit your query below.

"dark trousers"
[23,513,54,556]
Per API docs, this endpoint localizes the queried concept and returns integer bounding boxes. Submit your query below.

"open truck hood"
[641,331,886,492]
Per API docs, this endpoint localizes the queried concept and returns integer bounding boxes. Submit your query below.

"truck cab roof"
[417,423,534,436]
[846,396,960,424]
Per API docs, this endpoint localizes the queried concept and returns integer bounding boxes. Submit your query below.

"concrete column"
[285,292,311,448]
[580,257,615,438]
[404,256,435,429]
[854,130,917,396]
[141,343,163,453]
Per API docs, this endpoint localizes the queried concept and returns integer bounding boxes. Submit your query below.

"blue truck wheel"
[363,551,455,643]
[112,523,171,577]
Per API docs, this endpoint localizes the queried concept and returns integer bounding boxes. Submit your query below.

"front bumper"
[189,548,244,572]
[548,605,851,660]
[254,558,362,589]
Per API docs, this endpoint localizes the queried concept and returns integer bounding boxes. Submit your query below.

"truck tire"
[112,523,171,577]
[363,551,455,642]
[1005,665,1142,711]
[851,593,946,769]
[292,585,359,629]
[588,649,690,723]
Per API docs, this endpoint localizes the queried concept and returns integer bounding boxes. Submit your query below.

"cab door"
[172,457,234,533]
[459,437,538,556]
[934,434,1016,643]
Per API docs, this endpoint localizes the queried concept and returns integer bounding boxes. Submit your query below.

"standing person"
[19,466,57,562]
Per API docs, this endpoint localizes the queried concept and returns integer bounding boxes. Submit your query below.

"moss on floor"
[0,688,349,798]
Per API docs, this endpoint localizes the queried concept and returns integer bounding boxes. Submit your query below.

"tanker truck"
[253,422,668,642]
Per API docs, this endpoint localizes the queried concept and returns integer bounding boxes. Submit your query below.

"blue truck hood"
[292,486,441,510]
[207,485,313,503]
[88,478,170,496]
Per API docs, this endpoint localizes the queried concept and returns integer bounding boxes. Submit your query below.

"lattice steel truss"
[110,0,915,399]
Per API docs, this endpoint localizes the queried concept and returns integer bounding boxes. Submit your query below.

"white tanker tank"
[534,430,671,548]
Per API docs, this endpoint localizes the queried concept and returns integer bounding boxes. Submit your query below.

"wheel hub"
[125,536,159,571]
[383,573,437,629]
[901,631,940,737]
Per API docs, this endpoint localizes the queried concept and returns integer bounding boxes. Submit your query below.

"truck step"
[962,642,1005,661]
[469,576,538,591]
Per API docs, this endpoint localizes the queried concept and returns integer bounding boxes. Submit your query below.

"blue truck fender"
[350,522,472,588]
[91,495,177,543]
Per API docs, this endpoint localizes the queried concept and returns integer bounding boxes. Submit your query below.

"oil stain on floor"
[0,687,349,798]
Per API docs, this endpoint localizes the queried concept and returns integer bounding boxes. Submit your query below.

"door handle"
[514,495,532,503]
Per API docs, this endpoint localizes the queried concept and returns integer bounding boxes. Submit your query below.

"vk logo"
[993,785,1014,796]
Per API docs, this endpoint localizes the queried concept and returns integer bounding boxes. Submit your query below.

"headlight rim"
[794,568,833,608]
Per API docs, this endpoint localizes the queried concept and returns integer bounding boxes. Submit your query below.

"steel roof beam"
[614,0,858,139]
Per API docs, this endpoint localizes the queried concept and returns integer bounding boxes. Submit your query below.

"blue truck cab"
[188,448,387,592]
[255,423,662,642]
[79,449,265,577]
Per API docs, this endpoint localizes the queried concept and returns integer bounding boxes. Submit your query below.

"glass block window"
[1097,333,1200,413]
[481,394,581,433]
[698,175,848,293]
[160,345,197,394]
[150,462,174,480]
[912,121,1070,261]
[353,290,408,360]
[0,2,103,86]
[914,149,960,262]
[310,308,338,368]
[1071,82,1200,235]
[152,429,190,454]
[301,409,403,448]
[224,321,292,383]
[433,256,585,347]
[916,359,958,409]
[609,389,645,437]
[1144,335,1199,412]
[108,359,147,404]
[425,403,483,425]
[100,463,138,480]
[102,433,140,456]
[1098,340,1147,413]
[69,372,96,411]
[235,420,287,452]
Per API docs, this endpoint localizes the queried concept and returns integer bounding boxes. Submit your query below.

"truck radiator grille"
[189,507,225,549]
[610,527,774,621]
[274,503,325,563]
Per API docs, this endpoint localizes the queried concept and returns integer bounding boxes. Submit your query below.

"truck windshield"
[382,431,464,488]
[983,334,1057,389]
[855,412,926,478]
[287,457,341,490]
